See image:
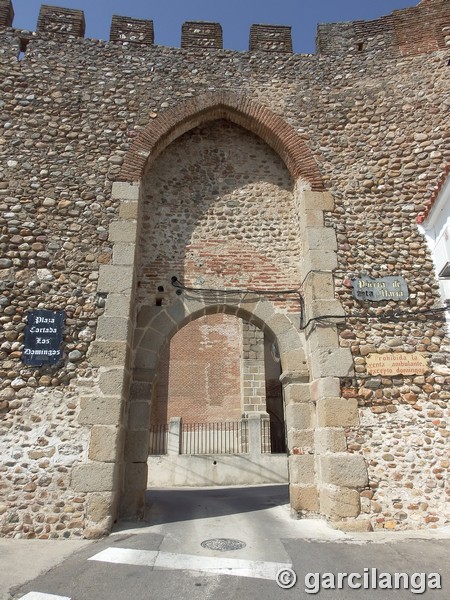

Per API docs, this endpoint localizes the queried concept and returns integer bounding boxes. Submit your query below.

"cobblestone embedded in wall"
[0,0,449,536]
[346,404,449,530]
[0,385,90,537]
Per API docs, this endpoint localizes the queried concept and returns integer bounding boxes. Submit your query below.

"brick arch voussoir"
[119,91,324,190]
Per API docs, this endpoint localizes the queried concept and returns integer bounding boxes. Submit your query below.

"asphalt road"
[9,485,450,600]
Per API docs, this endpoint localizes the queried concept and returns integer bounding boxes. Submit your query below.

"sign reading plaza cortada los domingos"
[352,275,409,302]
[22,309,65,366]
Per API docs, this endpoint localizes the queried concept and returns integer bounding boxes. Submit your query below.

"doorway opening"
[147,313,288,487]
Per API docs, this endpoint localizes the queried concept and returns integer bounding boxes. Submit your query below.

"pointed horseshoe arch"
[119,91,324,190]
[77,88,366,537]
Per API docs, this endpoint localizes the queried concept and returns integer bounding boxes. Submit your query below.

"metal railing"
[149,416,286,455]
[149,423,168,455]
[181,420,248,455]
[261,418,271,453]
[261,418,287,454]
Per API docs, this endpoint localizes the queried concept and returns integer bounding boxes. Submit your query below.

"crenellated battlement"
[36,4,85,37]
[110,15,154,46]
[181,21,223,50]
[316,0,450,56]
[0,0,13,28]
[249,24,292,53]
[0,0,449,56]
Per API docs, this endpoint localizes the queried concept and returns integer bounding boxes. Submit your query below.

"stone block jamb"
[297,188,368,525]
[74,180,140,537]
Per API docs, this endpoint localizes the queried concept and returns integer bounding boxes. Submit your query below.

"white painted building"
[418,172,450,330]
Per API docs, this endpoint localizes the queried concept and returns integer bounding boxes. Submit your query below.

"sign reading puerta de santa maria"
[22,309,65,366]
[352,276,409,302]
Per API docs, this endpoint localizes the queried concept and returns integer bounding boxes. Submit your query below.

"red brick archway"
[119,91,324,190]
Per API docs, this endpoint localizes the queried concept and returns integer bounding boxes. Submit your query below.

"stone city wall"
[0,0,449,536]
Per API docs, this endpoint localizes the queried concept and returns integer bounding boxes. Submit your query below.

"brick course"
[153,314,242,424]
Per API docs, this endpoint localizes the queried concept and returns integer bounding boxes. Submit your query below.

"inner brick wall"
[152,314,243,424]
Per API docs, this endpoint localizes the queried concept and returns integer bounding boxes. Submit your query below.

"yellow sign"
[366,353,428,376]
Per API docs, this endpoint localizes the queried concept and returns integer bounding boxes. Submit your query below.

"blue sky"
[11,0,417,53]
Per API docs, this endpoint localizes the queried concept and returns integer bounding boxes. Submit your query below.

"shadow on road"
[145,484,289,525]
[113,484,289,530]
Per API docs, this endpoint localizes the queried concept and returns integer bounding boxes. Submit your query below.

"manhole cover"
[201,538,246,552]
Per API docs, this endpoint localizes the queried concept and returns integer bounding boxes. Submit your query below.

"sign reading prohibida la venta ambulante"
[366,353,428,376]
[352,276,409,302]
[22,309,65,366]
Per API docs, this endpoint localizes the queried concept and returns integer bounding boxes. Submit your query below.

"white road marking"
[16,594,71,600]
[89,547,158,567]
[89,546,292,581]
